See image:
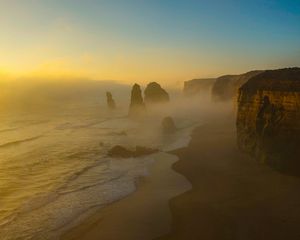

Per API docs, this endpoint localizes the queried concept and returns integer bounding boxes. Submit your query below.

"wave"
[0,156,109,220]
[0,161,104,229]
[0,154,152,240]
[0,135,43,149]
[59,172,125,195]
[0,112,199,239]
[0,127,19,133]
[55,116,128,130]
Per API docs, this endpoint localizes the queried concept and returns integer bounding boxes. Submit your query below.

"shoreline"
[157,120,300,240]
[61,151,191,240]
[62,115,300,240]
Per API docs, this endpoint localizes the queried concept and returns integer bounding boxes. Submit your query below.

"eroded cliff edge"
[236,68,300,174]
[183,78,216,96]
[212,71,263,101]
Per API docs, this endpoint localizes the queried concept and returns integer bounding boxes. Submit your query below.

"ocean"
[0,81,199,240]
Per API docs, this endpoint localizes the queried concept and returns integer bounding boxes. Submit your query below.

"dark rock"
[107,145,133,158]
[135,146,158,156]
[107,145,158,158]
[162,116,176,134]
[129,84,145,118]
[236,68,300,174]
[144,82,170,104]
[106,91,116,109]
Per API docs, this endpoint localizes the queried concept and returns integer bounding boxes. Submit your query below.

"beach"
[157,119,300,240]
[62,152,191,240]
[63,115,300,240]
[2,2,300,239]
[0,81,199,240]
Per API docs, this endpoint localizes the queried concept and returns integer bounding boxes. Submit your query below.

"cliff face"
[144,82,169,104]
[212,71,263,101]
[236,68,300,174]
[183,78,215,96]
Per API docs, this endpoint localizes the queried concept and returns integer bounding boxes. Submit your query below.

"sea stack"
[236,68,300,174]
[144,82,170,105]
[106,91,116,109]
[162,116,176,134]
[129,84,145,118]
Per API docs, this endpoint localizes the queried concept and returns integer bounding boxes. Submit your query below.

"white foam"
[0,103,201,240]
[0,155,157,240]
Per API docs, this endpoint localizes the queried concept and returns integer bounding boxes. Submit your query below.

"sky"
[0,0,299,85]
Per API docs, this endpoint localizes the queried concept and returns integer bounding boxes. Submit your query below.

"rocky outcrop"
[212,71,263,101]
[107,145,158,158]
[144,82,170,104]
[236,68,300,174]
[129,84,145,118]
[162,116,176,134]
[106,91,116,109]
[183,78,215,96]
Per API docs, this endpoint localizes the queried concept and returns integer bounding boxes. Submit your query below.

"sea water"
[0,84,199,240]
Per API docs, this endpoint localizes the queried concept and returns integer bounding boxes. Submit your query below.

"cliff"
[144,82,170,104]
[183,78,215,96]
[236,68,300,174]
[212,71,263,101]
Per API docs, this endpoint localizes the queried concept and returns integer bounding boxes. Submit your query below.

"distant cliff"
[236,68,300,174]
[183,78,215,96]
[212,71,263,101]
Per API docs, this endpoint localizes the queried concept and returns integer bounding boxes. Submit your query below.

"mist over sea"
[0,80,200,240]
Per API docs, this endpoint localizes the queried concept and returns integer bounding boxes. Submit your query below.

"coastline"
[157,120,300,240]
[62,115,300,240]
[61,152,191,240]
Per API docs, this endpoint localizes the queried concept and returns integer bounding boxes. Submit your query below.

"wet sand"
[61,152,191,240]
[157,120,300,240]
[62,116,300,240]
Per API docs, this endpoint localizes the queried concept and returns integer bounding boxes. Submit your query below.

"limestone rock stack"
[106,91,116,109]
[129,84,146,118]
[162,116,176,134]
[144,82,170,105]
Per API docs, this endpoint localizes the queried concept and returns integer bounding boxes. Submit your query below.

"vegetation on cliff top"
[241,68,300,92]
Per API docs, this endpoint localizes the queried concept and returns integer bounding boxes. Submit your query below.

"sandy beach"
[62,116,300,240]
[61,152,191,240]
[2,2,300,239]
[157,120,300,240]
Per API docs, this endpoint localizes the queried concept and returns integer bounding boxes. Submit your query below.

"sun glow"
[0,0,299,86]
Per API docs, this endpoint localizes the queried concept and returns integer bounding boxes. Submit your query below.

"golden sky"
[0,1,299,86]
